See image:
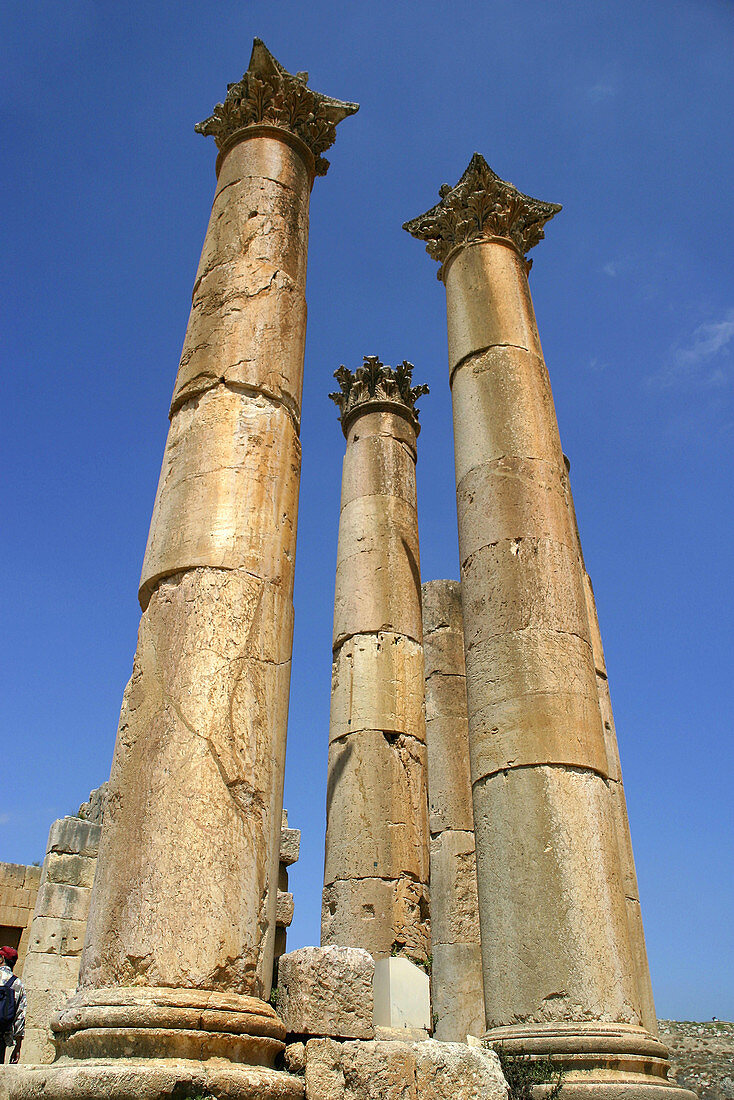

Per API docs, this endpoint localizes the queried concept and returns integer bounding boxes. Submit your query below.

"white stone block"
[372,957,430,1033]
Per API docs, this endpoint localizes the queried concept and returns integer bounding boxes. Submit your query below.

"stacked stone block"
[322,358,430,965]
[20,814,102,1063]
[0,863,41,975]
[274,810,301,984]
[421,580,484,1042]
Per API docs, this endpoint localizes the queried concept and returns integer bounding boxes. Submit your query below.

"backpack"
[0,974,17,1028]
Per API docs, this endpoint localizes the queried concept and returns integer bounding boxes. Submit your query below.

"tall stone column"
[422,580,484,1042]
[404,156,692,1098]
[10,40,356,1100]
[563,456,658,1036]
[321,358,431,966]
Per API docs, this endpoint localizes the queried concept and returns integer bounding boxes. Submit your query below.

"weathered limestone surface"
[422,580,484,1042]
[565,457,658,1037]
[0,862,41,975]
[8,40,355,1100]
[322,363,430,964]
[303,1037,507,1100]
[405,153,692,1098]
[20,795,298,1066]
[20,804,105,1065]
[278,947,375,1039]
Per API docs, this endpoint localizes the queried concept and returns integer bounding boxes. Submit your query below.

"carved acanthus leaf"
[196,38,359,176]
[329,357,429,434]
[403,153,561,268]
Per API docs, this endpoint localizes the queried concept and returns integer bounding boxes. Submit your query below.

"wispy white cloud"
[588,81,617,103]
[649,309,734,390]
[601,255,634,278]
[588,357,606,373]
[0,813,10,826]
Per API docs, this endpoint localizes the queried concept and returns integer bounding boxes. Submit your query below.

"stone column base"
[6,1058,303,1100]
[7,987,303,1100]
[484,1022,698,1100]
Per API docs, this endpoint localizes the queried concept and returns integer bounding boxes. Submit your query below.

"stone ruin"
[1,36,709,1100]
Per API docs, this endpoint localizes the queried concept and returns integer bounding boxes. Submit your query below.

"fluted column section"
[422,579,484,1041]
[8,42,357,1100]
[321,358,431,964]
[405,156,690,1098]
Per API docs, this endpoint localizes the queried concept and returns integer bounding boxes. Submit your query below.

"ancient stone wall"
[0,862,41,975]
[20,814,102,1063]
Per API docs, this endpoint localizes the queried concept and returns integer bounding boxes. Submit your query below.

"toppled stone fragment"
[278,946,375,1040]
[303,1037,508,1100]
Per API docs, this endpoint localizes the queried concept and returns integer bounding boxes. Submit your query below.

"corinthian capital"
[196,38,359,176]
[403,153,561,271]
[329,357,429,436]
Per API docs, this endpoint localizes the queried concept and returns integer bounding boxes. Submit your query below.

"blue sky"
[2,0,732,1021]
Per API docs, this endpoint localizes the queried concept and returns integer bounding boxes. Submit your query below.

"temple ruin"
[3,38,702,1100]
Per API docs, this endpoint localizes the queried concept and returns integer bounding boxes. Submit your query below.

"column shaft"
[422,580,484,1042]
[564,465,658,1035]
[447,238,640,1028]
[9,41,357,1100]
[404,156,687,1097]
[322,363,430,964]
[81,132,307,1002]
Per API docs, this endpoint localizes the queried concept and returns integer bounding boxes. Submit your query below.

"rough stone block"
[303,1037,507,1100]
[16,952,81,991]
[24,866,42,890]
[414,1039,507,1100]
[422,579,463,636]
[446,240,541,372]
[330,634,425,743]
[431,942,485,1043]
[43,853,96,890]
[304,1037,416,1100]
[280,827,301,867]
[425,716,473,834]
[28,916,87,956]
[0,886,31,909]
[276,891,294,928]
[429,830,480,945]
[278,946,374,1039]
[32,883,92,923]
[321,877,429,964]
[450,344,558,482]
[47,818,102,859]
[0,863,26,888]
[324,730,429,884]
[373,957,430,1032]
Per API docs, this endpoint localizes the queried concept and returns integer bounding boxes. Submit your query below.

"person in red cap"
[0,946,26,1064]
